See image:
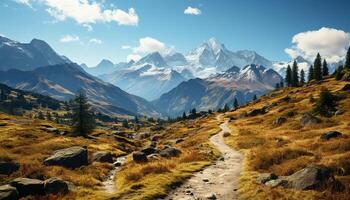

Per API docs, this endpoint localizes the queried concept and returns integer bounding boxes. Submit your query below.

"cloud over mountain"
[285,27,350,63]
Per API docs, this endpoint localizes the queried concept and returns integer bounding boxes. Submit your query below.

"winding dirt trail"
[165,116,243,200]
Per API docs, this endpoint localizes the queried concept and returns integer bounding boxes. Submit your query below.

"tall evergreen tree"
[182,112,187,119]
[291,60,299,87]
[285,65,292,87]
[223,103,230,112]
[253,95,257,101]
[233,98,239,109]
[300,69,305,85]
[313,53,322,81]
[308,65,314,82]
[279,81,284,88]
[345,46,350,69]
[71,90,95,137]
[322,59,329,76]
[275,83,280,89]
[335,65,344,80]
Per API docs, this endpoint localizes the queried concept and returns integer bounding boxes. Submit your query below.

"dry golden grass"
[0,113,136,200]
[224,77,350,200]
[113,115,221,200]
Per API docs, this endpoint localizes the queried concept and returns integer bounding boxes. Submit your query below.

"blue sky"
[1,0,350,66]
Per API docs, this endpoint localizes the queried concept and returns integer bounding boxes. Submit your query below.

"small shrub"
[313,89,337,117]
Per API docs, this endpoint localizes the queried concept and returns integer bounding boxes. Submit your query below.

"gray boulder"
[141,147,157,156]
[265,179,288,188]
[256,173,278,184]
[92,151,113,163]
[0,185,18,200]
[43,146,88,169]
[205,193,217,199]
[10,178,44,197]
[159,147,181,158]
[284,165,332,190]
[0,160,19,175]
[300,113,321,126]
[132,152,148,163]
[44,178,68,194]
[320,131,342,140]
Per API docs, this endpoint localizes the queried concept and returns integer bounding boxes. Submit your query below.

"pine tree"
[300,69,305,85]
[285,65,292,87]
[313,89,337,116]
[0,90,6,101]
[322,59,329,76]
[345,46,350,69]
[182,112,187,119]
[308,65,314,82]
[122,119,129,128]
[253,95,257,101]
[71,90,95,137]
[313,53,322,81]
[335,65,344,80]
[134,116,139,123]
[291,60,299,87]
[275,83,280,90]
[223,103,230,112]
[279,81,284,88]
[233,98,239,109]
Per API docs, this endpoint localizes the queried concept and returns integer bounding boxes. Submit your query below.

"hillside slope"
[223,77,350,199]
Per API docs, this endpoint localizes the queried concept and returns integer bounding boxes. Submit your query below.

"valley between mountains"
[0,34,350,200]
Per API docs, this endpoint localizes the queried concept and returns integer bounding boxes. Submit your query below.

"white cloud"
[15,0,139,28]
[121,45,131,49]
[184,6,201,15]
[285,27,350,63]
[88,38,102,44]
[59,35,79,43]
[14,0,31,7]
[127,54,141,62]
[133,37,167,54]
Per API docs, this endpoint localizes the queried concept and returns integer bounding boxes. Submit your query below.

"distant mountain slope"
[101,64,186,101]
[0,36,69,71]
[82,59,135,76]
[153,64,282,117]
[0,83,62,114]
[0,63,160,117]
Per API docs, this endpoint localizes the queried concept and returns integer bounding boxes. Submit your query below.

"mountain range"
[0,36,70,71]
[153,64,282,117]
[0,36,160,117]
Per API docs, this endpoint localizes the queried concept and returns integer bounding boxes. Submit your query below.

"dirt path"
[165,116,243,200]
[102,156,126,194]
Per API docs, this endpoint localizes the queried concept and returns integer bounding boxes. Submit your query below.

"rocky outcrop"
[0,160,19,175]
[159,147,181,158]
[43,146,88,168]
[43,178,69,194]
[141,147,157,156]
[256,173,278,184]
[92,152,113,163]
[320,131,342,140]
[261,165,336,191]
[284,165,332,190]
[132,152,148,163]
[10,178,44,197]
[300,113,321,126]
[0,184,18,200]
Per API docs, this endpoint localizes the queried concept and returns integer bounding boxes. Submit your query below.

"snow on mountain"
[185,38,274,77]
[0,36,69,71]
[153,64,283,117]
[100,61,186,100]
